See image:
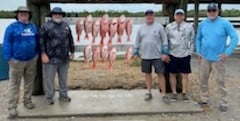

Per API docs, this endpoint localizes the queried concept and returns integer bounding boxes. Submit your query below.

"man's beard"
[53,18,62,23]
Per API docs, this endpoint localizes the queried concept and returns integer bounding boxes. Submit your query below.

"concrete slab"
[18,89,203,118]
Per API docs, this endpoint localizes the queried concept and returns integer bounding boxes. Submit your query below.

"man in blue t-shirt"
[196,3,238,112]
[3,6,39,118]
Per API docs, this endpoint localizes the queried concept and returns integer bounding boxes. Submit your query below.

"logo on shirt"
[21,28,35,36]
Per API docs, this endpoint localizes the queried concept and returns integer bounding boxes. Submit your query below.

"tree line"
[0,9,240,18]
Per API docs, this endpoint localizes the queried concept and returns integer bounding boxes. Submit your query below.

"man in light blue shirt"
[196,3,238,112]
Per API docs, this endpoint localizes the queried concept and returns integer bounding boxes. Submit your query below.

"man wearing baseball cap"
[133,9,170,104]
[3,6,39,118]
[196,3,238,112]
[166,8,195,102]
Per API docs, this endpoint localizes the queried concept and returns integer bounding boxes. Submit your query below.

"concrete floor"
[18,89,202,118]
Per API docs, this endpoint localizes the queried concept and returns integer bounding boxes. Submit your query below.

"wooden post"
[178,0,188,21]
[218,2,222,16]
[27,0,50,95]
[194,0,199,32]
[162,3,177,22]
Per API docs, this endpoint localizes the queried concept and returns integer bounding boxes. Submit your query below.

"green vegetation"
[1,9,240,18]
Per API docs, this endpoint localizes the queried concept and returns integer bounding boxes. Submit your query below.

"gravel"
[0,55,239,121]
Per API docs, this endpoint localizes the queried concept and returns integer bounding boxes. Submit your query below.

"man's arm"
[3,25,13,61]
[189,24,195,54]
[224,21,239,56]
[159,25,168,54]
[68,26,75,59]
[133,28,141,56]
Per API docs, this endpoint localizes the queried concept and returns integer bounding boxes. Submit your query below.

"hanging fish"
[100,14,109,45]
[92,18,101,44]
[84,14,93,40]
[125,46,133,67]
[75,18,84,42]
[100,44,108,63]
[117,14,126,44]
[108,46,117,70]
[125,18,133,42]
[83,44,92,68]
[92,46,100,70]
[108,17,118,45]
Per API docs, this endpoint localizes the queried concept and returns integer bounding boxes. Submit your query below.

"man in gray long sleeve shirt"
[133,9,170,104]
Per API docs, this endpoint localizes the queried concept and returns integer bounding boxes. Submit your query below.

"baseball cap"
[174,9,185,15]
[145,9,154,15]
[207,3,218,11]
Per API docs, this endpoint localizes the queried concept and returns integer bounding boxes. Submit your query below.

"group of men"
[3,6,74,118]
[2,2,239,119]
[133,2,238,112]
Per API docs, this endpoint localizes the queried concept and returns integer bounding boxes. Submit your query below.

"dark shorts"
[141,59,165,74]
[168,55,191,74]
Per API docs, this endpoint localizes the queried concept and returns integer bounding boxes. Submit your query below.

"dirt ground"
[0,56,240,121]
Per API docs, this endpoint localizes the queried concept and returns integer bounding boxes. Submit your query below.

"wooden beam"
[194,0,199,32]
[31,0,179,4]
[31,0,240,4]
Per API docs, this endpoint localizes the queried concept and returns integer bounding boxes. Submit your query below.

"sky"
[0,0,240,12]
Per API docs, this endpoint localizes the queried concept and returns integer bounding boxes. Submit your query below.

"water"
[0,18,240,45]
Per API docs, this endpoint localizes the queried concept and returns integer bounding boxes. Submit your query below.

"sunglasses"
[207,9,217,13]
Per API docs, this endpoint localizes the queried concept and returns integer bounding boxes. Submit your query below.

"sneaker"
[182,93,189,102]
[144,93,152,101]
[162,96,171,104]
[8,108,18,119]
[219,105,228,112]
[197,101,208,107]
[46,99,54,105]
[171,93,178,102]
[24,100,35,109]
[59,96,71,102]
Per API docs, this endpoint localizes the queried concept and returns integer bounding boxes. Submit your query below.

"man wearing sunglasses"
[196,3,238,112]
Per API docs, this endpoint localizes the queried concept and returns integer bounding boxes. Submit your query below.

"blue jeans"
[43,62,69,100]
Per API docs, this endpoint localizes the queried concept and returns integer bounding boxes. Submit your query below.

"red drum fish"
[92,18,101,44]
[117,14,126,44]
[108,18,118,45]
[76,18,84,42]
[84,15,93,40]
[100,14,109,45]
[125,18,133,42]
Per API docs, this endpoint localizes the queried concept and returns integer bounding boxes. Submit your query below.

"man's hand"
[197,55,202,64]
[219,54,228,62]
[8,59,14,64]
[161,54,170,63]
[70,53,74,60]
[41,53,49,64]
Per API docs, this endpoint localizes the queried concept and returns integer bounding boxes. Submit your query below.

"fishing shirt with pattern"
[40,20,74,64]
[166,21,195,58]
